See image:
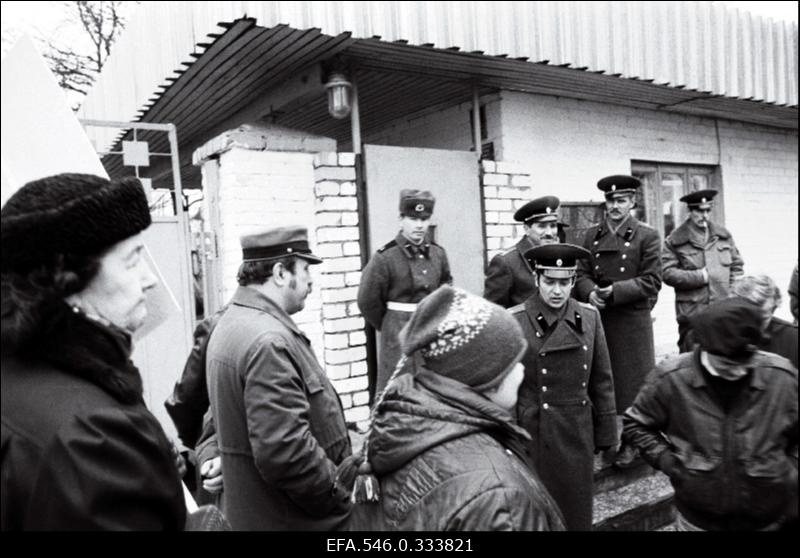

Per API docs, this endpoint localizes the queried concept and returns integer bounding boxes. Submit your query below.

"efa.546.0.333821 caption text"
[327,538,473,552]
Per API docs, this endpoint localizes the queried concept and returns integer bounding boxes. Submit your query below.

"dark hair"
[1,252,101,351]
[236,256,297,286]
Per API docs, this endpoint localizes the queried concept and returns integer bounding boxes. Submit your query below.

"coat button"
[582,400,587,405]
[506,449,513,456]
[419,254,424,259]
[543,403,550,410]
[582,345,588,351]
[620,267,625,272]
[593,241,599,246]
[540,352,546,357]
[541,386,547,392]
[624,242,630,247]
[422,269,427,274]
[595,265,600,270]
[581,381,587,388]
[536,332,542,338]
[583,364,588,370]
[541,369,547,375]
[622,254,627,259]
[595,253,600,258]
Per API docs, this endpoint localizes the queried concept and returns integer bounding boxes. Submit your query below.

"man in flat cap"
[622,297,798,531]
[357,189,452,399]
[574,175,662,468]
[484,195,563,308]
[662,189,744,353]
[511,243,617,530]
[205,225,351,530]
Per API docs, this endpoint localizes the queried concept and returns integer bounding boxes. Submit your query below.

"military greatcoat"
[484,236,538,308]
[512,296,618,531]
[574,216,662,412]
[357,232,452,396]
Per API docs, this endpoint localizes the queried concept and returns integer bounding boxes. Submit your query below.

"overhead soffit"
[101,18,798,188]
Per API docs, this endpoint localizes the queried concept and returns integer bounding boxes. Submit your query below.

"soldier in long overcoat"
[512,244,618,530]
[484,195,561,308]
[357,190,452,398]
[574,175,661,467]
[662,189,744,352]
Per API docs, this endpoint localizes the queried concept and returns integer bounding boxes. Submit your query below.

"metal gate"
[80,119,194,441]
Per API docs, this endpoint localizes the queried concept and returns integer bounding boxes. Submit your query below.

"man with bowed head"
[339,285,565,531]
[1,173,185,530]
[623,297,797,531]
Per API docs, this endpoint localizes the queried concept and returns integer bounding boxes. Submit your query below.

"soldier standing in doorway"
[574,175,662,468]
[662,189,744,353]
[484,195,561,308]
[357,189,452,399]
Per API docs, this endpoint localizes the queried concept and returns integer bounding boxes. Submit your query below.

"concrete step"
[592,471,675,531]
[593,456,655,494]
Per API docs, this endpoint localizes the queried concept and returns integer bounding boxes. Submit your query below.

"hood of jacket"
[365,366,532,476]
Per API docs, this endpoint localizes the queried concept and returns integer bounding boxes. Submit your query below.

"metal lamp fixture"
[325,72,352,119]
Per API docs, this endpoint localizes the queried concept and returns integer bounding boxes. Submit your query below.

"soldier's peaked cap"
[524,243,591,278]
[680,189,718,207]
[399,189,435,218]
[240,225,323,264]
[514,195,560,223]
[597,175,641,198]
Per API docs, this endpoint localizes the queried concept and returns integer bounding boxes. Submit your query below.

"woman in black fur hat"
[1,173,186,530]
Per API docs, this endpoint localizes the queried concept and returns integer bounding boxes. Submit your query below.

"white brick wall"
[497,91,798,357]
[481,160,534,264]
[313,152,370,422]
[213,148,326,358]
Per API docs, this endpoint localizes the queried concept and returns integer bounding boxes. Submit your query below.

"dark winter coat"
[483,236,538,308]
[347,369,566,531]
[1,304,186,530]
[662,220,744,322]
[205,286,351,530]
[512,296,618,530]
[575,216,662,410]
[357,233,452,394]
[623,349,798,531]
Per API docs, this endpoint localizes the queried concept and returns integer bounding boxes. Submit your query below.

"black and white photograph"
[1,0,797,538]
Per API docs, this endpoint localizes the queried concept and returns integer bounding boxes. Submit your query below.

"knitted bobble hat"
[1,173,152,273]
[400,285,528,391]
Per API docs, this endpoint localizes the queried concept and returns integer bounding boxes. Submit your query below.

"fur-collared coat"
[1,304,186,530]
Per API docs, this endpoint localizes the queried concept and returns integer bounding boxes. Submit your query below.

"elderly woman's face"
[75,233,157,333]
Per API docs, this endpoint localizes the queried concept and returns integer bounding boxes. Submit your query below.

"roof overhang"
[99,18,798,189]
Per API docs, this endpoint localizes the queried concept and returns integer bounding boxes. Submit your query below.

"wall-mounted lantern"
[325,72,352,119]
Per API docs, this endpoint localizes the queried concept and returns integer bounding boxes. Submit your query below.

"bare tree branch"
[37,1,135,107]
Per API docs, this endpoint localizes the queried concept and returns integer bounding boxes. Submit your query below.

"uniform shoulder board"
[508,303,526,314]
[578,301,598,312]
[639,221,656,232]
[377,239,397,253]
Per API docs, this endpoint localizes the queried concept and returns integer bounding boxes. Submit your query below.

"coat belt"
[386,301,418,312]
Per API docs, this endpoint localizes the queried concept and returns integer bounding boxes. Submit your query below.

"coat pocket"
[673,451,722,512]
[742,457,794,518]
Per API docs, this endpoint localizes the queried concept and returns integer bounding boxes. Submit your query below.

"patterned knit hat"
[1,173,152,273]
[400,285,528,391]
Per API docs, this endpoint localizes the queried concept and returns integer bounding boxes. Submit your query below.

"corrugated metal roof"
[81,0,798,130]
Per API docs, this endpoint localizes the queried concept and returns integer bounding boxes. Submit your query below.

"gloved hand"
[657,451,685,480]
